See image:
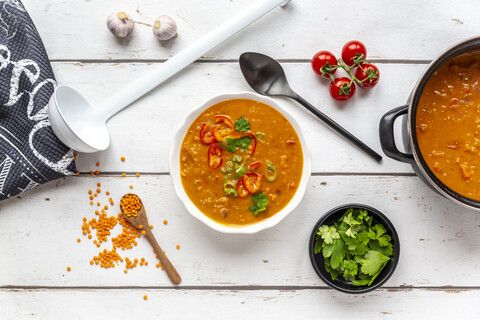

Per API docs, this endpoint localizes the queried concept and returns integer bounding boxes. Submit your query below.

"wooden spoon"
[120,194,181,285]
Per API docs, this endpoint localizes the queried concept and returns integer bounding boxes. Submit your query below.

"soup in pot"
[416,52,480,200]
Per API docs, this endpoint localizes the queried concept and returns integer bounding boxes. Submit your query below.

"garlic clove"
[152,15,177,41]
[107,12,135,38]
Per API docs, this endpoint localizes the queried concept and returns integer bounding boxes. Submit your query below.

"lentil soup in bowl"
[169,92,311,234]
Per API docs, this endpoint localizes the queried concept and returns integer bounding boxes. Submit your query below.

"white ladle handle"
[98,0,291,120]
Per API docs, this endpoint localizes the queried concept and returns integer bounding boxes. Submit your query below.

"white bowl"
[169,92,311,234]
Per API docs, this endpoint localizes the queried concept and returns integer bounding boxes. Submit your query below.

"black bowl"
[308,203,400,294]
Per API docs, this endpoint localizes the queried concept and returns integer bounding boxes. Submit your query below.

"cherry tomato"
[329,77,356,102]
[341,40,367,66]
[212,125,232,141]
[354,63,380,89]
[242,172,264,193]
[311,50,337,78]
[199,123,216,144]
[236,179,250,198]
[207,144,223,170]
[249,161,261,170]
[215,115,235,129]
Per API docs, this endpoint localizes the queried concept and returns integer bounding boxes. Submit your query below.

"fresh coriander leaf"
[317,225,340,244]
[360,250,390,276]
[340,208,354,221]
[354,255,365,264]
[327,239,346,269]
[249,192,269,216]
[357,209,369,221]
[225,144,237,153]
[368,267,385,286]
[342,260,358,280]
[377,234,392,247]
[324,258,339,281]
[226,136,252,153]
[356,230,371,243]
[322,242,335,258]
[345,224,362,238]
[235,117,250,132]
[372,223,387,237]
[366,228,377,241]
[343,212,362,226]
[355,243,369,256]
[369,239,394,257]
[352,279,370,286]
[252,192,268,206]
[314,235,323,254]
[340,231,360,251]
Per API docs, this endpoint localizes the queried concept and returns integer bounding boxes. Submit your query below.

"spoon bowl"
[48,85,110,153]
[239,52,296,97]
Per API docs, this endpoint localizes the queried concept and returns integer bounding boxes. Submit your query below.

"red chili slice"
[249,161,261,170]
[207,144,223,170]
[246,133,257,155]
[200,123,216,144]
[236,179,250,198]
[212,125,233,142]
[242,172,264,193]
[215,115,235,129]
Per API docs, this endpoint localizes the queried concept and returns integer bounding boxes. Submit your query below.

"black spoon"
[239,52,382,163]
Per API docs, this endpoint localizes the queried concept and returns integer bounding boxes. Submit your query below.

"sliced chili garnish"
[249,161,261,170]
[212,125,233,141]
[245,133,257,155]
[207,144,223,170]
[242,172,264,194]
[236,179,250,198]
[200,123,216,144]
[215,115,235,129]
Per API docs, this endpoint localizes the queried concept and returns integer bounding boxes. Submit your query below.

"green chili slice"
[265,161,277,182]
[256,132,266,141]
[232,155,242,163]
[236,164,246,178]
[221,161,234,174]
[224,175,238,197]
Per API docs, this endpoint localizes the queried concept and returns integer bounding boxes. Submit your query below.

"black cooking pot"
[379,37,480,210]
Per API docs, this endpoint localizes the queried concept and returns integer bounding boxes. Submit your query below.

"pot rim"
[407,36,480,210]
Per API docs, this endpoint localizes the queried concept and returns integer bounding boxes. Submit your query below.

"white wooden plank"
[51,62,421,174]
[1,288,478,319]
[0,175,479,287]
[23,0,480,61]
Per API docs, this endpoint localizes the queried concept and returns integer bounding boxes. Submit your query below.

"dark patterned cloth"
[0,0,76,200]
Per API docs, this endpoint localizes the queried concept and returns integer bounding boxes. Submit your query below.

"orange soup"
[180,99,303,226]
[417,52,480,200]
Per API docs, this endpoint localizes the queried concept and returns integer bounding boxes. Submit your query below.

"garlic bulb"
[107,12,135,38]
[152,15,177,41]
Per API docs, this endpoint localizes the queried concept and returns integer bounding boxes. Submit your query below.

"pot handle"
[379,105,415,164]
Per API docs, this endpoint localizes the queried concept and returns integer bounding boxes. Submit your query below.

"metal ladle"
[239,52,382,163]
[48,0,291,153]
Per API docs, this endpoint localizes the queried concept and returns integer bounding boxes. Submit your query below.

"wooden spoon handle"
[145,229,181,285]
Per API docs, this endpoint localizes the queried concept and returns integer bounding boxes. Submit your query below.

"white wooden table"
[1,0,480,318]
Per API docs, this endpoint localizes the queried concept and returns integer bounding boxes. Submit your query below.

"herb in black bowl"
[309,204,400,294]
